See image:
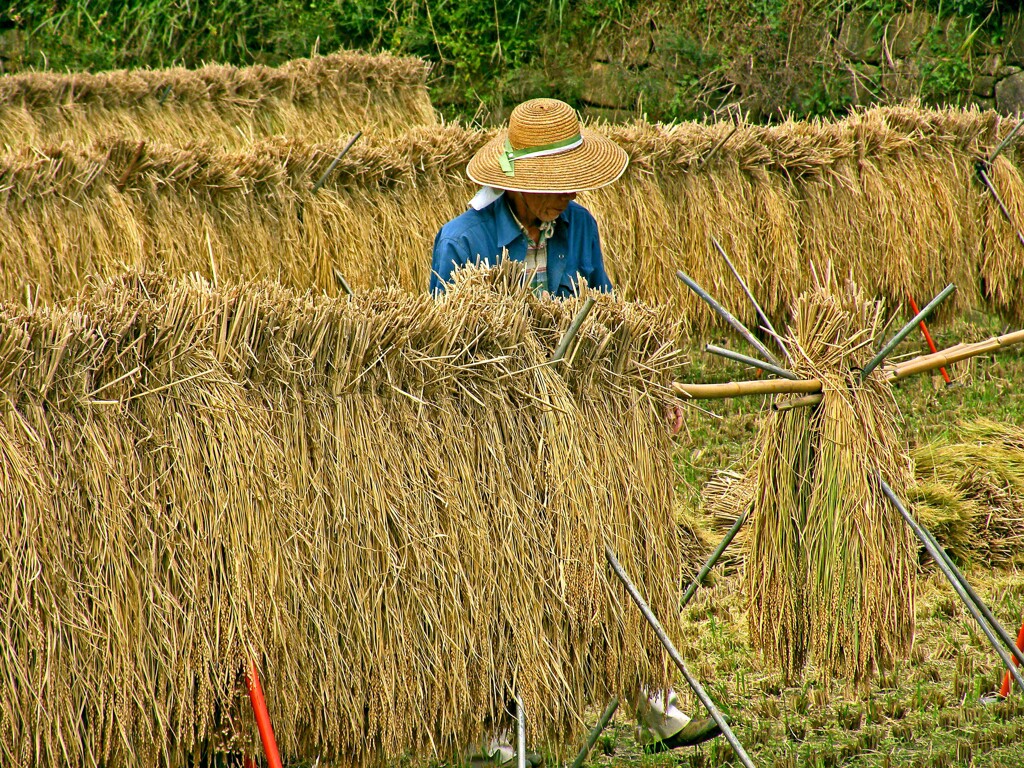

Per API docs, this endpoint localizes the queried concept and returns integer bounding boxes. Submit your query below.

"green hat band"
[498,134,583,177]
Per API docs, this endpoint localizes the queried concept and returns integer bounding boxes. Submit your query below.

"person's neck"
[507,193,542,243]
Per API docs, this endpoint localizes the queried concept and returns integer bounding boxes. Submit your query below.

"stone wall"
[838,10,1024,115]
[575,9,1024,120]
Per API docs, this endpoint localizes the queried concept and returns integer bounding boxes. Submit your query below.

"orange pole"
[246,661,284,768]
[999,616,1024,697]
[907,294,951,385]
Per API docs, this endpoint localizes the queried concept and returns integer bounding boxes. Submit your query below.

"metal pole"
[710,237,791,363]
[516,696,526,768]
[697,124,740,170]
[551,297,596,363]
[976,165,1024,250]
[877,477,1024,693]
[705,344,798,380]
[907,293,950,385]
[680,507,750,608]
[246,661,284,768]
[989,118,1024,164]
[676,269,781,367]
[605,545,756,768]
[860,284,956,379]
[311,131,363,194]
[333,267,353,296]
[568,697,620,768]
[571,514,750,768]
[999,617,1024,697]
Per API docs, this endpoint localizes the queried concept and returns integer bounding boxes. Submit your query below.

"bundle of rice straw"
[4,105,1024,332]
[744,270,915,684]
[910,420,1024,567]
[0,264,686,767]
[0,51,435,147]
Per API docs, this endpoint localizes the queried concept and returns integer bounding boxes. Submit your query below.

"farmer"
[431,98,721,761]
[430,97,615,298]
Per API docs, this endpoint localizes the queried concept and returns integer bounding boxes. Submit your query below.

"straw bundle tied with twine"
[740,270,916,685]
[0,264,687,767]
[0,51,436,147]
[4,106,1024,330]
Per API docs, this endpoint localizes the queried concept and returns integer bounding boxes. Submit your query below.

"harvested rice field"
[3,49,1024,768]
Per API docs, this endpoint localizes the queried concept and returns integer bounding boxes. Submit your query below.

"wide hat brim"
[467,127,628,193]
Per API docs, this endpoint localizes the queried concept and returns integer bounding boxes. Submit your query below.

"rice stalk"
[3,105,1023,331]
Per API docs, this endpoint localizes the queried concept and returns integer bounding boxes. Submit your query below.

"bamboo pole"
[675,378,822,400]
[889,328,1024,380]
[675,329,1024,400]
[773,393,823,412]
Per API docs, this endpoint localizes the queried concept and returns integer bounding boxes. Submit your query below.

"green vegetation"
[2,1,1016,123]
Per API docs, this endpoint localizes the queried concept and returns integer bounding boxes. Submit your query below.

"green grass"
[578,567,1024,768]
[584,316,1024,768]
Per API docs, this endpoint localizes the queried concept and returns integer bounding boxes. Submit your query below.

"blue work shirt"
[430,195,613,296]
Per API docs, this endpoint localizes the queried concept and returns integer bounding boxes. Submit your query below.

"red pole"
[907,294,951,385]
[999,616,1024,697]
[246,661,284,768]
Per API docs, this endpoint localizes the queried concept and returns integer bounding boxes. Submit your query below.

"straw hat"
[467,98,628,193]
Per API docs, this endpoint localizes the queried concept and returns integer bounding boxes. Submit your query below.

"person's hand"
[665,404,685,435]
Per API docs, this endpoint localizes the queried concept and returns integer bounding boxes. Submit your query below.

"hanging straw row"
[0,50,436,147]
[0,264,686,768]
[4,105,1024,330]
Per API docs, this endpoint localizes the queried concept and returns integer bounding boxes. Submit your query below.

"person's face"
[515,191,577,223]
